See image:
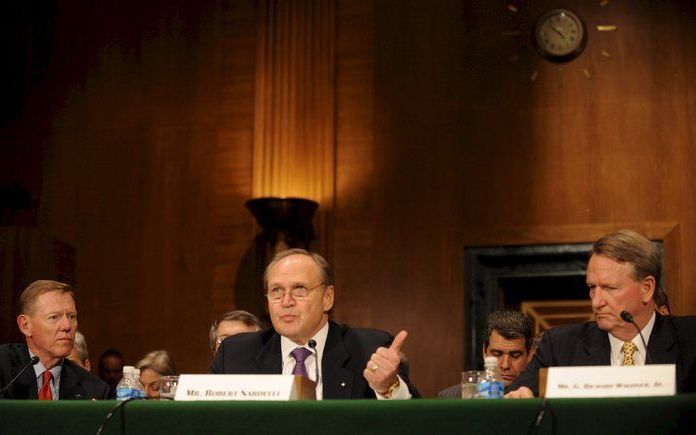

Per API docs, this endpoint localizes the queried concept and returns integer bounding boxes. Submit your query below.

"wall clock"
[532,9,587,63]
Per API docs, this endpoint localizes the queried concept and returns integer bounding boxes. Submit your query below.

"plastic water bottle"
[116,366,145,400]
[477,356,504,399]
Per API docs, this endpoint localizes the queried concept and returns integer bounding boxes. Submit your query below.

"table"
[1,395,695,434]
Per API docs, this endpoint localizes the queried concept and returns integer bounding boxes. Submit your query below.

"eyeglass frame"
[265,282,329,303]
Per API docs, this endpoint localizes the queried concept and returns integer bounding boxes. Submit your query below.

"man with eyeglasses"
[210,249,419,399]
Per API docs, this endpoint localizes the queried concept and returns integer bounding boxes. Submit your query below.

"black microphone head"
[30,356,40,365]
[308,339,317,349]
[620,311,633,322]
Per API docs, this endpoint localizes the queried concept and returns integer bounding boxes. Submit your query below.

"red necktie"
[39,370,53,400]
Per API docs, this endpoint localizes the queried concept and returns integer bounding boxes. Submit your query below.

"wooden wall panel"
[31,0,258,373]
[3,0,696,399]
[332,0,696,397]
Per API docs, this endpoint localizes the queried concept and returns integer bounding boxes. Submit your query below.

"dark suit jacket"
[210,321,420,399]
[0,343,111,400]
[512,315,696,396]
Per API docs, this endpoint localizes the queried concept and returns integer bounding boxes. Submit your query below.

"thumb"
[389,330,408,352]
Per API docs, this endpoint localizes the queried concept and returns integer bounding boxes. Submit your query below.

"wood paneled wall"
[2,0,696,397]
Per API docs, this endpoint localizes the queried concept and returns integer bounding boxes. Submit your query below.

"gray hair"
[262,248,334,290]
[73,330,89,363]
[136,350,176,376]
[208,310,264,351]
[484,310,534,351]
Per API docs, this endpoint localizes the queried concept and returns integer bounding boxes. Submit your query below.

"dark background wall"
[2,0,696,397]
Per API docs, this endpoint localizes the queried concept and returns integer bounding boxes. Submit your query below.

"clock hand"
[546,24,566,40]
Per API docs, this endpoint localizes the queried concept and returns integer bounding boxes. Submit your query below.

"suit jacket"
[210,321,420,399]
[512,315,696,396]
[0,343,110,400]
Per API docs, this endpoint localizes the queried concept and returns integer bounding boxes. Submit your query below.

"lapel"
[321,322,354,399]
[9,344,39,400]
[59,360,87,400]
[646,315,677,364]
[253,332,283,374]
[582,323,612,365]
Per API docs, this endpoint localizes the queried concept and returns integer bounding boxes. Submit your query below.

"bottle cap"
[484,356,497,367]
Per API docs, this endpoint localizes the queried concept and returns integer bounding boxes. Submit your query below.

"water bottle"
[116,366,145,400]
[477,356,504,399]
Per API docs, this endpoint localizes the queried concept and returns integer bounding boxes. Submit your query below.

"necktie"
[290,347,312,378]
[39,370,53,400]
[622,341,638,366]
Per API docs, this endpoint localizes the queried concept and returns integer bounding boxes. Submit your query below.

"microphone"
[308,339,321,392]
[0,356,40,398]
[620,310,652,364]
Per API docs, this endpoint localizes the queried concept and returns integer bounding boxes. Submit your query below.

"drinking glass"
[461,371,482,399]
[160,375,179,399]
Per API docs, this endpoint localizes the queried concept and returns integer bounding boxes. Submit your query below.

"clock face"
[533,9,587,62]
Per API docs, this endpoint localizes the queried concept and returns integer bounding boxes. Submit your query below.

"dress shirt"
[29,350,62,400]
[280,322,410,400]
[608,312,656,366]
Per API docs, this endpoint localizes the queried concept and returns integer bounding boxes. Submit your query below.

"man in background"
[0,280,109,399]
[98,349,124,398]
[507,229,696,398]
[67,331,91,371]
[209,310,264,355]
[438,310,534,398]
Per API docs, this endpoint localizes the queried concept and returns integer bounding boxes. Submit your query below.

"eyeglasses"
[266,282,328,303]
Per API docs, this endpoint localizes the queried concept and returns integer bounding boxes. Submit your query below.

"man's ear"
[642,275,656,304]
[482,343,489,356]
[323,285,335,312]
[17,314,31,337]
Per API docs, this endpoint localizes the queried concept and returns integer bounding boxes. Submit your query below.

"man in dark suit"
[0,280,110,400]
[438,310,534,398]
[507,230,696,398]
[211,249,419,399]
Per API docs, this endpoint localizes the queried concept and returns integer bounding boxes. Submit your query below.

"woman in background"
[136,350,176,398]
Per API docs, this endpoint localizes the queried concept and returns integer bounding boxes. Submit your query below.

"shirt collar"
[28,349,63,380]
[608,311,656,364]
[280,321,329,362]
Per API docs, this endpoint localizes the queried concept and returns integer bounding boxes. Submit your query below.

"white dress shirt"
[280,322,410,399]
[608,312,656,366]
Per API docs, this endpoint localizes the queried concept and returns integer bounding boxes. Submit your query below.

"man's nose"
[58,315,72,330]
[499,355,511,370]
[590,288,606,308]
[280,290,295,307]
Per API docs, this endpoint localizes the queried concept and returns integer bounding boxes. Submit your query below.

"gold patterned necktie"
[622,341,638,366]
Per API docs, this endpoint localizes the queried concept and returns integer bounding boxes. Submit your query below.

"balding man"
[211,249,419,399]
[507,230,696,398]
[0,280,110,400]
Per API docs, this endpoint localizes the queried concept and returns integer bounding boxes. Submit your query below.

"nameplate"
[174,375,316,401]
[543,365,676,398]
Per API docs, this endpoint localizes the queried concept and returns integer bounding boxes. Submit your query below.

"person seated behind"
[98,349,124,398]
[209,310,264,355]
[210,248,420,399]
[136,350,176,398]
[67,331,91,371]
[506,229,696,398]
[0,280,110,400]
[654,286,671,315]
[438,310,533,398]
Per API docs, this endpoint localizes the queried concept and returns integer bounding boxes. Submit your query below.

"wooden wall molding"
[446,221,682,317]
